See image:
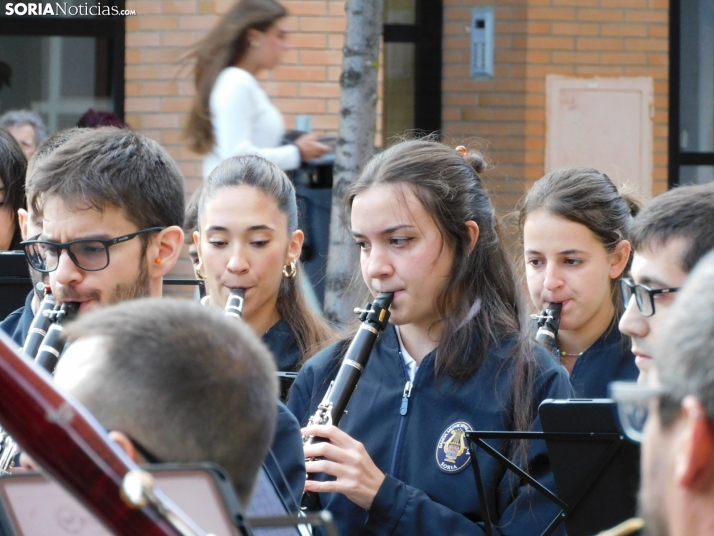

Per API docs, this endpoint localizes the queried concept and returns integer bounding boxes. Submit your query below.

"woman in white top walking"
[186,0,330,178]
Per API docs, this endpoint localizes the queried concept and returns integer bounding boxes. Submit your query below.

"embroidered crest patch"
[435,421,472,474]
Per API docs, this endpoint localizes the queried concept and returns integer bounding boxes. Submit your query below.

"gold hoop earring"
[195,259,206,280]
[282,261,297,279]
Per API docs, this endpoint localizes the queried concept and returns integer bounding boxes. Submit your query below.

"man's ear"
[17,208,30,240]
[465,221,480,254]
[108,430,141,463]
[285,229,305,265]
[609,240,632,279]
[675,396,714,491]
[148,226,184,277]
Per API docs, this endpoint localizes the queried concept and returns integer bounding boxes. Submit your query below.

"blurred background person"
[0,109,48,160]
[76,109,130,129]
[185,0,331,178]
[0,126,27,251]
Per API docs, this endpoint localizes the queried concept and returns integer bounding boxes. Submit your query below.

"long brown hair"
[197,155,334,362]
[185,0,287,155]
[344,139,540,437]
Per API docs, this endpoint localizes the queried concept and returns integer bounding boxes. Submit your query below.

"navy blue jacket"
[288,324,573,536]
[0,290,34,347]
[557,327,638,398]
[270,401,306,512]
[263,319,301,401]
[262,322,306,512]
[262,318,301,373]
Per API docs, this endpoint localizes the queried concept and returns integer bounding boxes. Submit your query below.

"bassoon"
[0,330,210,536]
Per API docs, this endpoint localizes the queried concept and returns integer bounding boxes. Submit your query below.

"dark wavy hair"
[0,127,27,250]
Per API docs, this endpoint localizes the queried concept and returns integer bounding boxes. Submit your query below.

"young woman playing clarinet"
[517,167,640,397]
[287,140,572,536]
[194,154,334,509]
[194,154,334,385]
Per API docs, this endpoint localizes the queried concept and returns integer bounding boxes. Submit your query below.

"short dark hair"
[0,126,27,249]
[63,298,278,504]
[27,128,185,235]
[630,184,714,273]
[655,249,714,427]
[26,127,87,181]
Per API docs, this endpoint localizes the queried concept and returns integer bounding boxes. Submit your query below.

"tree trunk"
[323,0,383,326]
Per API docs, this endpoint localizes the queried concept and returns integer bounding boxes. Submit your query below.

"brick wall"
[442,0,669,212]
[124,0,347,280]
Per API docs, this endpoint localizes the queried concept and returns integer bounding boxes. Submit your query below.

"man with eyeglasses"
[21,128,185,313]
[612,249,714,536]
[1,128,86,345]
[618,183,714,382]
[9,127,308,511]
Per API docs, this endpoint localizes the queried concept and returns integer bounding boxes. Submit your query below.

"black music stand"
[0,252,32,320]
[163,278,206,299]
[466,399,639,536]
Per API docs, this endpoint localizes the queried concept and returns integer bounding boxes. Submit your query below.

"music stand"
[0,463,341,536]
[465,399,639,536]
[163,278,206,299]
[0,252,32,320]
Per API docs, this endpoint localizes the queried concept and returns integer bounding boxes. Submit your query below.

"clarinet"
[302,292,393,509]
[531,302,563,356]
[0,285,55,472]
[224,288,246,320]
[21,284,55,359]
[34,302,79,374]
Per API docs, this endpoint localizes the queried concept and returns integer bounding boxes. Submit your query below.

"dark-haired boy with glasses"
[20,128,186,313]
[612,248,714,536]
[9,127,308,509]
[619,183,714,382]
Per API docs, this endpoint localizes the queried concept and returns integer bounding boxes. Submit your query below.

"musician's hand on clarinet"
[302,424,385,510]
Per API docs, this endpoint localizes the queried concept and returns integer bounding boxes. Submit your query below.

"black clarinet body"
[224,288,245,320]
[302,292,393,510]
[533,302,563,356]
[21,286,55,359]
[34,303,79,374]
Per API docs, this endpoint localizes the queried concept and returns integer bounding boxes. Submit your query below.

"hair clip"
[455,145,468,157]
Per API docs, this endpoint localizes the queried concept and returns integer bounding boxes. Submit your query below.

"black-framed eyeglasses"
[620,278,680,317]
[20,227,164,273]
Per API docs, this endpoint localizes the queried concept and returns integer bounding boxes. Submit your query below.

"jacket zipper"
[388,378,413,476]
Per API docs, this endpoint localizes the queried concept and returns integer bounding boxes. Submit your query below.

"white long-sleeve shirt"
[203,67,300,178]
